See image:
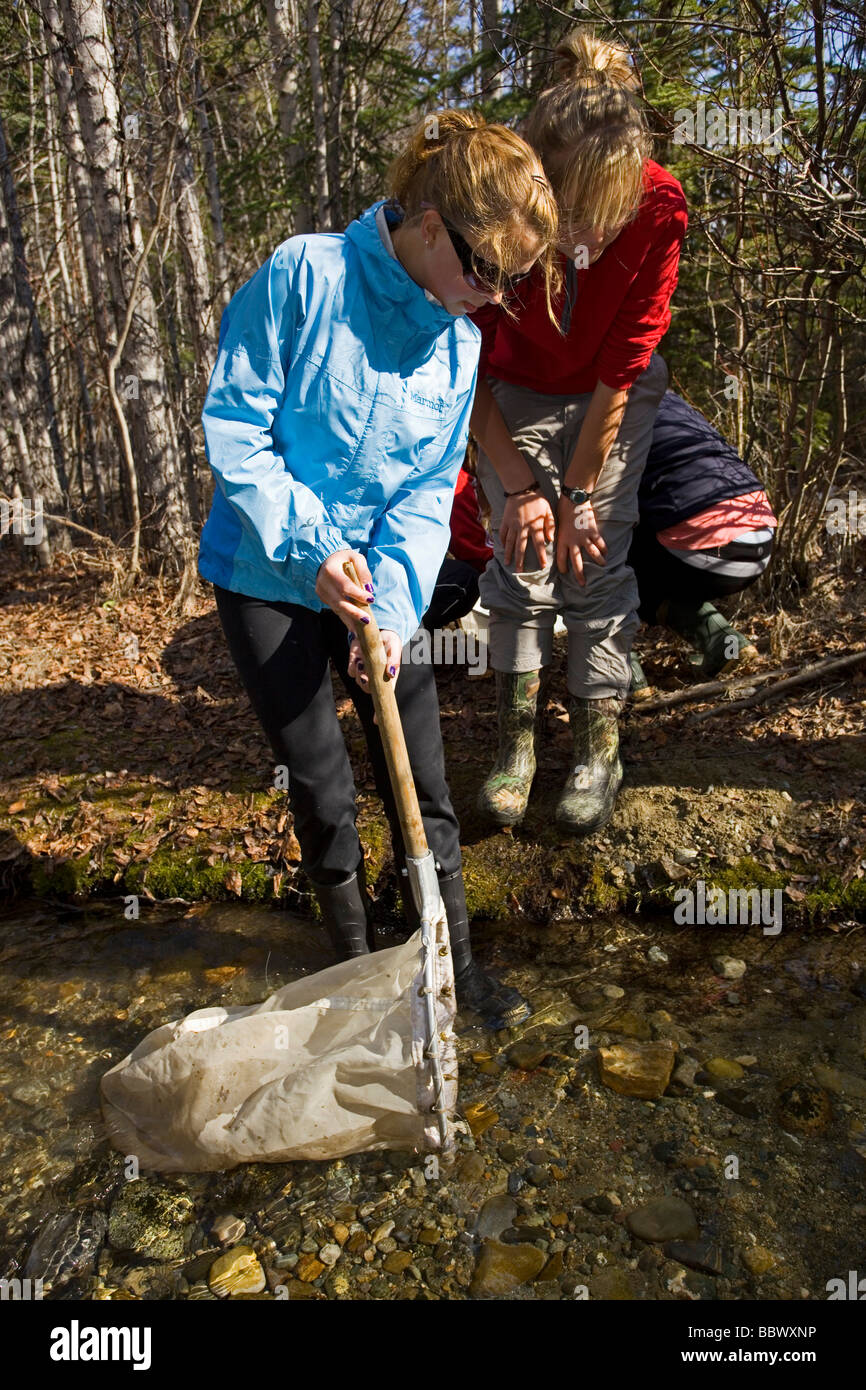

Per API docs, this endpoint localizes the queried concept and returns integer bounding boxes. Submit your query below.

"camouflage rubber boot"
[658,599,758,679]
[476,669,541,826]
[555,695,624,835]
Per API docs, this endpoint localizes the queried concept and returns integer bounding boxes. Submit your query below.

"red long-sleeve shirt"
[449,467,493,570]
[471,160,687,395]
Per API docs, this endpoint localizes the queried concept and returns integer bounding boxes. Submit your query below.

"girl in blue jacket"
[199,110,559,1029]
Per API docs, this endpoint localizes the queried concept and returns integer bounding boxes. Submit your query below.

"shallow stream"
[1,897,864,1300]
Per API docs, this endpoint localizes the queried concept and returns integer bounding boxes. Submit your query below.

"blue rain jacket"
[198,201,481,645]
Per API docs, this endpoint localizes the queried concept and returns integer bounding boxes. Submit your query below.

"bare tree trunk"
[266,0,312,234]
[306,0,331,229]
[53,0,193,572]
[327,0,346,228]
[0,109,68,559]
[0,379,53,567]
[177,0,230,312]
[346,69,360,218]
[481,0,504,101]
[153,0,216,383]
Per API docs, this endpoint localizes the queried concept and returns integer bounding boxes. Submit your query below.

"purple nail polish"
[365,583,374,596]
[361,615,370,625]
[389,665,397,677]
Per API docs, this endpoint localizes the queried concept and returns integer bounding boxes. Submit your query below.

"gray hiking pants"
[476,353,668,700]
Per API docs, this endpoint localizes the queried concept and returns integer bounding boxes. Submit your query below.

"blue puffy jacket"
[198,201,481,645]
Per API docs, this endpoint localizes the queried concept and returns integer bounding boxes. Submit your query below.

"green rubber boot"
[555,695,623,835]
[658,599,758,679]
[628,650,654,702]
[477,669,541,826]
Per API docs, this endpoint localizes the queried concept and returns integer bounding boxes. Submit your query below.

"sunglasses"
[439,217,533,297]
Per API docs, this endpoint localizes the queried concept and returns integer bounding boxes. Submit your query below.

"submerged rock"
[626,1197,700,1243]
[713,956,746,980]
[590,1267,636,1299]
[663,1239,724,1275]
[469,1239,547,1298]
[507,1041,551,1070]
[383,1251,412,1274]
[474,1194,517,1240]
[294,1252,326,1282]
[25,1209,108,1289]
[777,1083,832,1135]
[108,1182,194,1260]
[211,1213,245,1246]
[812,1065,866,1102]
[703,1057,745,1082]
[463,1101,499,1137]
[598,1040,677,1098]
[715,1087,761,1120]
[742,1245,778,1276]
[456,1153,485,1183]
[608,1011,652,1041]
[208,1245,266,1297]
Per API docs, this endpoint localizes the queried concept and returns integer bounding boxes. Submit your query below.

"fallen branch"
[632,663,796,712]
[688,650,866,723]
[35,511,121,549]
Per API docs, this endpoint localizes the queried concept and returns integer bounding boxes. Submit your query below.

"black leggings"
[213,584,462,887]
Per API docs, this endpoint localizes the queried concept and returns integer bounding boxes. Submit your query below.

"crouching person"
[628,390,777,696]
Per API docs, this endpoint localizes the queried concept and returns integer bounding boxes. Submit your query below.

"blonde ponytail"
[388,109,484,209]
[524,27,651,236]
[553,29,639,91]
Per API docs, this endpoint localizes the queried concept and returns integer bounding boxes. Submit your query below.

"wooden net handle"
[343,560,428,859]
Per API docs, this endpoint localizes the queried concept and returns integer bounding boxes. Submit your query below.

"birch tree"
[46,0,194,571]
[266,0,312,233]
[0,109,67,564]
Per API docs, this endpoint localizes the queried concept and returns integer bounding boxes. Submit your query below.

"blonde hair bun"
[554,28,639,92]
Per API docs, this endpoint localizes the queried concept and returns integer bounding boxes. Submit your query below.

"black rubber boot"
[310,863,375,961]
[400,866,532,1030]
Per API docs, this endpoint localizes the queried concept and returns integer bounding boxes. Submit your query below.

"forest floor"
[2,546,866,1303]
[1,545,864,926]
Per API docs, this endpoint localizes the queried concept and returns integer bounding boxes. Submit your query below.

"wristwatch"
[561,485,593,507]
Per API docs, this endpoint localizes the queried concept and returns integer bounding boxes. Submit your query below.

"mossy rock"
[30,852,108,899]
[107,1180,195,1260]
[125,849,287,903]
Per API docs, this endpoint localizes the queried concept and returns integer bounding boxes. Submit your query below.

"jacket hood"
[345,201,464,362]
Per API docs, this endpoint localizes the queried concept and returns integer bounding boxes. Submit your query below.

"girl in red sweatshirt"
[470,28,687,834]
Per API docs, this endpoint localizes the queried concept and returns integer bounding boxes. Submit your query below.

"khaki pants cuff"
[488,618,554,674]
